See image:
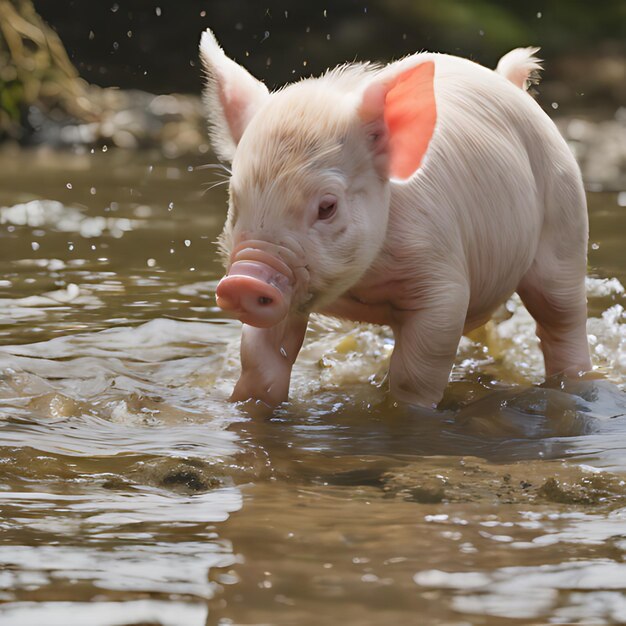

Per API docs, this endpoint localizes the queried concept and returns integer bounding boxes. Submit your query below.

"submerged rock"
[382,456,626,508]
[131,458,224,495]
[538,474,625,505]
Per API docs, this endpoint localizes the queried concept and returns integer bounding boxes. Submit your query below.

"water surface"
[0,149,625,625]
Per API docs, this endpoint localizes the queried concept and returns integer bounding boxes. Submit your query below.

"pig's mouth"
[216,240,308,328]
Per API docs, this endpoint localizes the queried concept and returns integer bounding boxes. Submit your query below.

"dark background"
[34,0,626,95]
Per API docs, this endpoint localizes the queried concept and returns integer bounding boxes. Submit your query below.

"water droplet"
[66,183,73,189]
[90,187,97,195]
[536,11,542,18]
[155,6,161,16]
[31,241,40,251]
[184,239,191,247]
[89,30,95,40]
[352,556,370,564]
[147,258,156,267]
[111,3,119,12]
[362,574,379,583]
[551,102,559,109]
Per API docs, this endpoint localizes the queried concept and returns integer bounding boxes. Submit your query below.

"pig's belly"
[327,261,529,332]
[463,295,511,334]
[463,236,538,330]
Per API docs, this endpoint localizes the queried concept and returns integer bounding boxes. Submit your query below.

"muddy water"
[0,148,625,626]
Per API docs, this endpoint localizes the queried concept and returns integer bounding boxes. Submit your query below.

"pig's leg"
[231,314,309,407]
[517,163,592,378]
[517,253,591,377]
[389,284,470,407]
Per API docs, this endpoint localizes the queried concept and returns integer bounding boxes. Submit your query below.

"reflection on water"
[0,150,625,625]
[0,601,209,626]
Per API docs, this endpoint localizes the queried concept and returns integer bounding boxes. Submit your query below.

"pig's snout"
[216,258,292,328]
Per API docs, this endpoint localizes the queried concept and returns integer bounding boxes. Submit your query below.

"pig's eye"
[317,195,337,221]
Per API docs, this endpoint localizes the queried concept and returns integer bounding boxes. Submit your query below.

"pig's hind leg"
[517,259,591,378]
[516,178,592,378]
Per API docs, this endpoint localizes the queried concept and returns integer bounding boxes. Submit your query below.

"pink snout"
[216,260,292,328]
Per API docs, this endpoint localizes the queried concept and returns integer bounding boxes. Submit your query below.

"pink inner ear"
[384,61,436,180]
[219,84,247,144]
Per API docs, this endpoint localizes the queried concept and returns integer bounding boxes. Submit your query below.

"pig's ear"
[359,61,436,181]
[199,29,270,162]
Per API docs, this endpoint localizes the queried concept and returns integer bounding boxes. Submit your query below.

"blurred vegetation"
[1,0,624,142]
[32,0,626,92]
[0,0,102,140]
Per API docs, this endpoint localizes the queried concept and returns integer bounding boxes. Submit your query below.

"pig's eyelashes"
[317,196,337,221]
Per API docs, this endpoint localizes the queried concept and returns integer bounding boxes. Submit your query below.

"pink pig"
[199,30,591,409]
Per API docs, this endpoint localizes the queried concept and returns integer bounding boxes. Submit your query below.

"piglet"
[200,30,591,409]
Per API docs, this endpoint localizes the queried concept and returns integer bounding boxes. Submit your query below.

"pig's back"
[389,52,583,321]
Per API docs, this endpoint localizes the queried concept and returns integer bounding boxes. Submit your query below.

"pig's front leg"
[390,284,470,408]
[231,314,309,408]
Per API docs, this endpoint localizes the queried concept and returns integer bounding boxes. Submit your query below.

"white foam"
[586,276,625,297]
[486,282,625,385]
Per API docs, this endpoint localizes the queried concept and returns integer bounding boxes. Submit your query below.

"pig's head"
[200,29,436,328]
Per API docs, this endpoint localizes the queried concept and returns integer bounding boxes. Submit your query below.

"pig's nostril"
[258,296,273,306]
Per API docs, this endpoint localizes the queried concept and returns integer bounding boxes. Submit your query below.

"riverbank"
[3,87,623,192]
